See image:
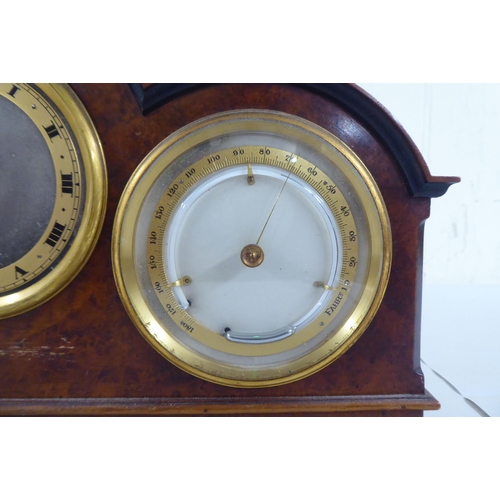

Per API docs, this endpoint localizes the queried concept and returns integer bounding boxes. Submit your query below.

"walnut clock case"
[0,84,458,416]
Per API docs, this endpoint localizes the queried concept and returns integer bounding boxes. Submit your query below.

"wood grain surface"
[0,84,447,416]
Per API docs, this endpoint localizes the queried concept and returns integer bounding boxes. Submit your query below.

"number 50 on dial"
[112,110,391,387]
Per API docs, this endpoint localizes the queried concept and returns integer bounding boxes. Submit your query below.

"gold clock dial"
[113,110,391,387]
[0,84,107,319]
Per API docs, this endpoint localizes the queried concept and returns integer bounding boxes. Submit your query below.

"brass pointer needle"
[255,171,292,246]
[240,169,292,268]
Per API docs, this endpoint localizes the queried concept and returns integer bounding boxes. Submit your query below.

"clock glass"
[0,84,106,318]
[113,110,391,387]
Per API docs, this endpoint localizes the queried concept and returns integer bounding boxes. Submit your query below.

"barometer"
[0,84,107,318]
[113,109,392,387]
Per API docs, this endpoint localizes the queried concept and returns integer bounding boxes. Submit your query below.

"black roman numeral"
[15,266,28,280]
[44,123,60,140]
[8,85,19,97]
[61,173,73,195]
[45,222,66,247]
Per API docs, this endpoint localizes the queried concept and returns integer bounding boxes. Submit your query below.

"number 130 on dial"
[112,110,391,387]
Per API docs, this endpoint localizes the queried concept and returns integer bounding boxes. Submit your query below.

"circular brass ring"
[0,84,107,319]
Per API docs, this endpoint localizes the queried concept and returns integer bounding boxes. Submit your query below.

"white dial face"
[113,110,391,387]
[166,164,340,342]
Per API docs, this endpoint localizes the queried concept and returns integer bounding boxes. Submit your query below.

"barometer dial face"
[0,84,107,319]
[112,110,391,387]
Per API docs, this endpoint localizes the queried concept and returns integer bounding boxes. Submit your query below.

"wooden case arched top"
[128,83,460,199]
[0,83,459,415]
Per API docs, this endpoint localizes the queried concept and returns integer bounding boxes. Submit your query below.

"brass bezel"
[112,110,392,387]
[0,84,107,319]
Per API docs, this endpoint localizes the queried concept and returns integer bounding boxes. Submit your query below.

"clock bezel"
[112,109,392,387]
[0,84,107,319]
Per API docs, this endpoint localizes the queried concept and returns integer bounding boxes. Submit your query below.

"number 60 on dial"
[112,110,392,387]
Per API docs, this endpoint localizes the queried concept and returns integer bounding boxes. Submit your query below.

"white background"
[360,84,500,417]
[3,6,498,496]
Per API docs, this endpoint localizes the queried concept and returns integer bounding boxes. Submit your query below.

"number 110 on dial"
[112,110,391,387]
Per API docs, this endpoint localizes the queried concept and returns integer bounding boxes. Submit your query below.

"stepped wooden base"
[0,391,438,416]
[0,84,455,418]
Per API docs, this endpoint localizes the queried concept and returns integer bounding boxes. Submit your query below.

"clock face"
[0,84,107,319]
[112,110,392,387]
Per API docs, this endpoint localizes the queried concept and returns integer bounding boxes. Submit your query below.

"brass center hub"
[241,244,264,268]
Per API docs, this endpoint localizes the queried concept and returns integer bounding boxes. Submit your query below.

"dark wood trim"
[0,83,448,418]
[299,84,460,198]
[0,392,439,416]
[129,83,209,115]
[128,83,459,199]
